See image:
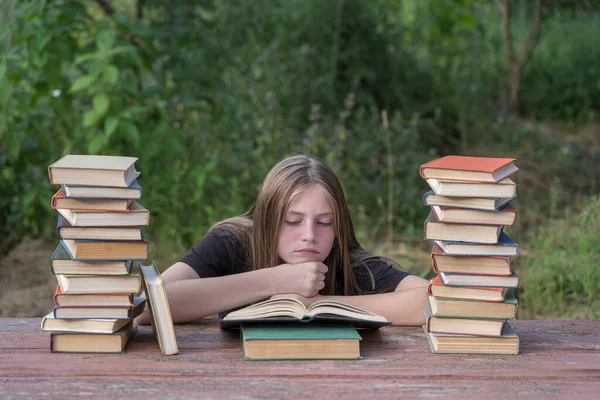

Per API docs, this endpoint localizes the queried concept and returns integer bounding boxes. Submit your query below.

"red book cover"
[420,155,518,182]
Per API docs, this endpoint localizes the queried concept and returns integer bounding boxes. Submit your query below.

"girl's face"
[277,186,336,264]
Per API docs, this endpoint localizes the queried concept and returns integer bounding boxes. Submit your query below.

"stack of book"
[41,155,150,353]
[419,155,520,355]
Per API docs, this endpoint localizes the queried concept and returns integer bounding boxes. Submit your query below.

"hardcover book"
[423,190,519,211]
[425,310,506,337]
[59,237,149,261]
[433,232,519,257]
[50,243,133,275]
[56,272,142,295]
[139,261,179,355]
[431,245,512,276]
[41,299,145,333]
[48,154,140,187]
[428,290,518,319]
[221,297,390,329]
[439,271,520,288]
[50,323,136,353]
[57,215,144,241]
[423,322,519,355]
[52,297,146,320]
[424,211,502,244]
[419,156,519,182]
[428,275,510,302]
[53,285,134,307]
[430,204,517,226]
[426,177,517,198]
[51,188,134,211]
[241,324,362,360]
[57,202,150,227]
[61,180,142,199]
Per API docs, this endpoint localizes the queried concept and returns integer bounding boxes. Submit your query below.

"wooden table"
[1,319,599,399]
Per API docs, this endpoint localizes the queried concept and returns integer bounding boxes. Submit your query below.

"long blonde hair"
[210,154,388,295]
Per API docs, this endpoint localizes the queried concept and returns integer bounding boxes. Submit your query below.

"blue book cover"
[61,180,142,200]
[433,232,519,257]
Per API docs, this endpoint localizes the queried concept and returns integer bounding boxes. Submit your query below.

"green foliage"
[517,195,600,319]
[0,0,599,321]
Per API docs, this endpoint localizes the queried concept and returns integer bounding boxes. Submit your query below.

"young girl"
[136,155,429,326]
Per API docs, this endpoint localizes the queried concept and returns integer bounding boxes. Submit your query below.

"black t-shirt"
[179,228,410,296]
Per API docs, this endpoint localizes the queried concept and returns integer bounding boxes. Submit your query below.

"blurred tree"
[495,0,542,115]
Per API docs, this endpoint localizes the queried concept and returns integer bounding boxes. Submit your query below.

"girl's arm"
[136,261,328,324]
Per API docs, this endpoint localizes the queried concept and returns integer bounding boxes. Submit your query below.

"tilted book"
[439,271,520,288]
[419,155,519,182]
[51,188,134,211]
[428,275,510,302]
[430,204,517,226]
[220,297,391,330]
[57,215,144,241]
[139,261,179,356]
[241,324,362,360]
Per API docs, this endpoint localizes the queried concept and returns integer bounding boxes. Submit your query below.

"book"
[53,285,134,307]
[61,180,142,199]
[424,212,502,244]
[53,297,146,320]
[431,204,517,226]
[431,245,512,276]
[139,261,178,356]
[220,297,390,329]
[50,243,133,275]
[59,238,149,261]
[428,290,518,319]
[433,232,519,257]
[419,156,519,182]
[241,324,361,360]
[57,202,150,227]
[57,215,144,241]
[423,322,519,355]
[51,188,134,211]
[56,272,142,295]
[425,310,505,337]
[426,178,517,198]
[41,299,145,333]
[423,191,519,211]
[50,323,136,353]
[428,275,510,302]
[439,271,520,288]
[48,154,140,187]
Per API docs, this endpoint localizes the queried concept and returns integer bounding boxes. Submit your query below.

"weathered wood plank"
[0,319,599,399]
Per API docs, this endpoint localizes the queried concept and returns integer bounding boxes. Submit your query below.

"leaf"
[87,134,106,154]
[97,27,116,51]
[104,116,119,138]
[124,121,141,144]
[83,109,100,127]
[74,52,101,65]
[70,75,96,92]
[93,94,110,117]
[104,65,119,85]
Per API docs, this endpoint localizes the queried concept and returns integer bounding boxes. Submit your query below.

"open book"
[220,297,391,329]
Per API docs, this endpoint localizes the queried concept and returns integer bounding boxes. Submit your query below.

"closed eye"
[317,221,332,226]
[285,220,301,225]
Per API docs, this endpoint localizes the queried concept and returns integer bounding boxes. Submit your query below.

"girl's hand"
[271,262,328,298]
[270,293,323,308]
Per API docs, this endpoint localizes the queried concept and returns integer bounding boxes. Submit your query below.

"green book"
[428,289,518,320]
[241,324,362,360]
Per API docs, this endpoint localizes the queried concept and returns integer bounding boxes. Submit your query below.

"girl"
[136,155,429,326]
